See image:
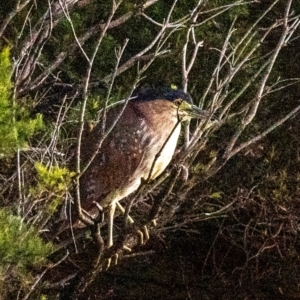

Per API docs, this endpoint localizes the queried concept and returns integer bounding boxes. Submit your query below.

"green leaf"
[209,191,224,199]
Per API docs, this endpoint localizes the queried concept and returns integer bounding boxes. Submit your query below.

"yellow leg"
[108,202,116,248]
[106,201,134,249]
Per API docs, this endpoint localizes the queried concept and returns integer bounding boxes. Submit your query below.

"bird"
[77,87,210,248]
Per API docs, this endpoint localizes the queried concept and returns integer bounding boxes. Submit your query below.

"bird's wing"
[78,104,148,211]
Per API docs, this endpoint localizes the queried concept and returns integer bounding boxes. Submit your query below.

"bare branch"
[227,103,300,160]
[0,0,31,37]
[74,0,123,226]
[224,0,297,158]
[21,0,160,93]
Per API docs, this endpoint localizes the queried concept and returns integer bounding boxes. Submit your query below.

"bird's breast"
[143,122,181,180]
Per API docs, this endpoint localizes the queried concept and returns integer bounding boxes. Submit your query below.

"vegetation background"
[0,0,300,299]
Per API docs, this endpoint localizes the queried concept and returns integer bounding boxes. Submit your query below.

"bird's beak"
[178,101,211,120]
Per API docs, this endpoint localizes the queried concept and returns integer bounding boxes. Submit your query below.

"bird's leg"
[105,202,151,269]
[107,202,117,248]
[106,201,150,269]
[106,201,134,269]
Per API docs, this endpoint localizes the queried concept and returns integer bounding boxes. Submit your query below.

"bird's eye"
[173,99,183,106]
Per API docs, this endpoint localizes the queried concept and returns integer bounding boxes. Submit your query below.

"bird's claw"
[106,253,119,270]
[123,245,132,252]
[137,225,150,245]
[151,219,157,227]
[105,245,131,270]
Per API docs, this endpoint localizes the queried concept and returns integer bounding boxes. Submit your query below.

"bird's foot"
[105,245,132,269]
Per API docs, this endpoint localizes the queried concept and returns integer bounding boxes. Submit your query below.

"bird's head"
[173,97,211,121]
[137,87,211,122]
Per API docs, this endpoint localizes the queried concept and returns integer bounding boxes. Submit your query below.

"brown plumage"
[77,88,210,247]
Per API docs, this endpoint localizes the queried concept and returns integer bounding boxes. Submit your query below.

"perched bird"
[78,87,210,248]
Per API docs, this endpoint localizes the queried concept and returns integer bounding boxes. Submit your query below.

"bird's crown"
[136,87,193,104]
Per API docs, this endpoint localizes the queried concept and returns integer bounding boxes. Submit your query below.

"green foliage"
[0,48,44,157]
[31,162,75,214]
[269,169,289,202]
[0,208,54,270]
[0,208,54,297]
[34,162,74,192]
[0,47,11,89]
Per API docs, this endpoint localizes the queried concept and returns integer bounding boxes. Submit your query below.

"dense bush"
[0,0,299,298]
